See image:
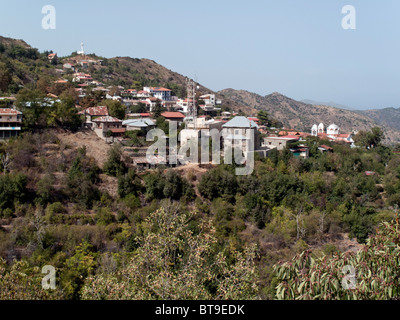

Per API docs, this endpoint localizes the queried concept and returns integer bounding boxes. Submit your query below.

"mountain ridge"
[218,88,400,144]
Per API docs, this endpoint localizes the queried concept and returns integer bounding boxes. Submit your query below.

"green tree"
[81,207,259,300]
[118,168,142,198]
[354,127,385,149]
[273,218,400,300]
[103,144,127,177]
[0,62,12,92]
[60,241,97,299]
[104,100,126,120]
[257,110,269,126]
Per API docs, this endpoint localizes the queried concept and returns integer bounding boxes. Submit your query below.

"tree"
[118,168,142,198]
[16,88,47,129]
[52,92,82,130]
[0,258,64,299]
[257,110,269,126]
[103,144,127,177]
[354,127,385,149]
[130,102,147,114]
[81,207,259,300]
[104,100,126,120]
[0,62,12,93]
[198,166,238,201]
[152,103,166,119]
[60,241,97,299]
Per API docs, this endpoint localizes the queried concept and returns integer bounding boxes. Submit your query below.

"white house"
[143,87,172,101]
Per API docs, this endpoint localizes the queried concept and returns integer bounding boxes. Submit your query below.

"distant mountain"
[301,99,356,111]
[218,89,400,144]
[360,107,400,132]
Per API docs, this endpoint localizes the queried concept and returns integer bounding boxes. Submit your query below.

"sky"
[0,0,399,110]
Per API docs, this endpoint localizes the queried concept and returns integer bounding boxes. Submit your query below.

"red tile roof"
[0,108,22,115]
[150,87,172,92]
[84,106,109,116]
[110,128,126,133]
[319,144,333,150]
[161,112,185,119]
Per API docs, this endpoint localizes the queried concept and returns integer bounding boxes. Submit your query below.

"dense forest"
[0,124,399,299]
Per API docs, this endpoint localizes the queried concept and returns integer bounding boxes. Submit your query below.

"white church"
[311,123,355,147]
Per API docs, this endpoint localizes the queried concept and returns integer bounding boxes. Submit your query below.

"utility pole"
[186,78,197,129]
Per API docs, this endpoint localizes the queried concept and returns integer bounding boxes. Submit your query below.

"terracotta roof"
[161,112,185,119]
[150,87,172,92]
[84,106,109,116]
[0,108,22,115]
[319,144,333,150]
[110,128,126,133]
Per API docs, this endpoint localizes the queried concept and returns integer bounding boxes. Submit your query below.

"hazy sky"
[0,0,399,109]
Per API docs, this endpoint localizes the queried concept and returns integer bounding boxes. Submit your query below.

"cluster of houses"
[0,46,357,172]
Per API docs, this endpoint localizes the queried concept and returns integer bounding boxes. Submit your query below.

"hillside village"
[1,36,400,301]
[0,44,359,169]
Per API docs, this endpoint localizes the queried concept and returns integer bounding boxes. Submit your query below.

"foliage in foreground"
[273,218,400,300]
[81,207,260,300]
[0,259,64,300]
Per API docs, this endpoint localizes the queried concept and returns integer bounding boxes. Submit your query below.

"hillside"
[218,89,400,144]
[62,54,252,113]
[0,36,57,91]
[301,99,356,111]
[359,107,400,132]
[1,34,399,143]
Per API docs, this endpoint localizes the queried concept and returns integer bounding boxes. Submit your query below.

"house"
[199,94,216,106]
[92,116,124,139]
[222,116,260,155]
[161,111,185,123]
[318,145,334,153]
[162,100,177,109]
[262,135,300,151]
[176,98,194,113]
[73,73,92,82]
[290,145,309,159]
[79,106,109,127]
[121,89,137,98]
[54,79,68,84]
[221,111,231,120]
[136,90,152,98]
[48,53,57,62]
[122,118,155,133]
[145,97,161,112]
[144,87,172,101]
[63,63,75,70]
[0,108,23,139]
[248,117,259,124]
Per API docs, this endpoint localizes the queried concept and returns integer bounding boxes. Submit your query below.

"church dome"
[327,123,339,135]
